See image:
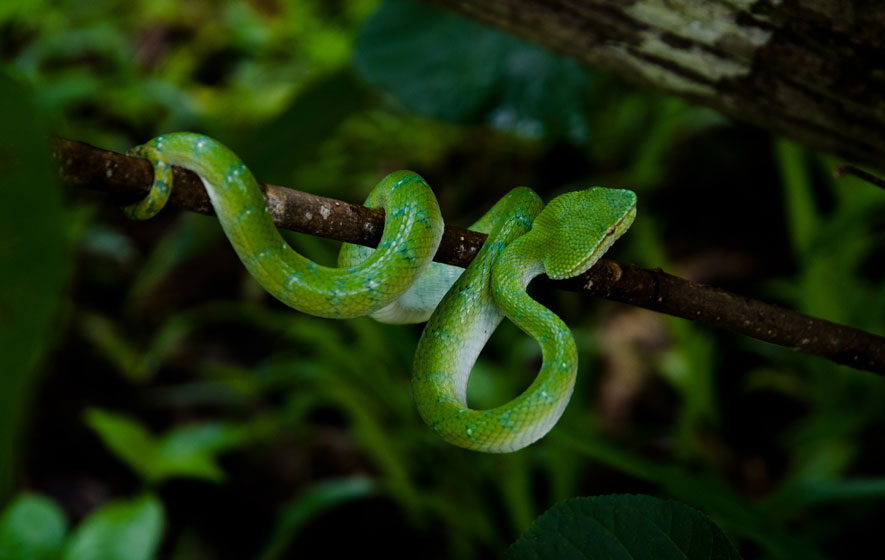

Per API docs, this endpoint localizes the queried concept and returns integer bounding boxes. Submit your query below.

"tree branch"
[52,137,885,374]
[423,0,885,171]
[835,165,885,191]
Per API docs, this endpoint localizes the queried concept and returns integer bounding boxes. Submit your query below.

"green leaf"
[553,434,823,560]
[507,495,743,560]
[85,408,246,483]
[84,409,158,482]
[153,422,247,483]
[0,71,70,497]
[0,494,67,560]
[776,139,818,259]
[62,494,163,560]
[354,0,592,143]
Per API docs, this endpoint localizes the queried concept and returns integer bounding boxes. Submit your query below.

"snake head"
[532,187,637,280]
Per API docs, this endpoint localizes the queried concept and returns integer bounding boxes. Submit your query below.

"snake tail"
[124,132,444,319]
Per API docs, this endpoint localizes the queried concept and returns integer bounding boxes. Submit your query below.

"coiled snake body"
[126,133,637,453]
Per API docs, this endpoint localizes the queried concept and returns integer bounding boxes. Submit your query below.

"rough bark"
[423,0,885,170]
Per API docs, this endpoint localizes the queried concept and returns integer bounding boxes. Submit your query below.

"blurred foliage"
[62,494,164,560]
[0,494,67,560]
[354,0,593,143]
[0,72,72,497]
[2,0,885,558]
[0,493,163,560]
[84,409,248,484]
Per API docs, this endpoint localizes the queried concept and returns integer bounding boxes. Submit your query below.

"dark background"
[2,1,884,558]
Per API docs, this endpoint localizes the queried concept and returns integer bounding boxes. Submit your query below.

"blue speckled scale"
[125,132,637,453]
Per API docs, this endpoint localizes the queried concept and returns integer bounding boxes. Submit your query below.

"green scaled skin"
[124,132,444,319]
[413,187,636,453]
[125,132,638,453]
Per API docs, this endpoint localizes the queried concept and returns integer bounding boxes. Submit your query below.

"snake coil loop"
[126,132,636,453]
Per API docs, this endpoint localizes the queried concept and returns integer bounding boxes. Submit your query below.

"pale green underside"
[125,132,637,453]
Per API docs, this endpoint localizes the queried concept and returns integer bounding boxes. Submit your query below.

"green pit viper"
[125,132,637,453]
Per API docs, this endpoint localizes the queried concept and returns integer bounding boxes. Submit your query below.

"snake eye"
[537,187,636,280]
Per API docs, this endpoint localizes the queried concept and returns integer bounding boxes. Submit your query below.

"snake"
[125,132,637,453]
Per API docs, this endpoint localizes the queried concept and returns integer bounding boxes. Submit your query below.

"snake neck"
[492,235,578,390]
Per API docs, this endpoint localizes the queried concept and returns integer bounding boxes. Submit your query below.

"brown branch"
[835,165,885,191]
[52,137,885,374]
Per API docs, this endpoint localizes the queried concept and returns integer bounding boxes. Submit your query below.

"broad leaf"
[0,494,67,560]
[507,495,742,560]
[354,0,593,143]
[62,494,163,560]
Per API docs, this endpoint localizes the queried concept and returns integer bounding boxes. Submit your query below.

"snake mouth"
[563,202,637,279]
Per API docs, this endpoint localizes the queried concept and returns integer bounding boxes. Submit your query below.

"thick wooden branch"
[53,137,885,374]
[423,0,885,171]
